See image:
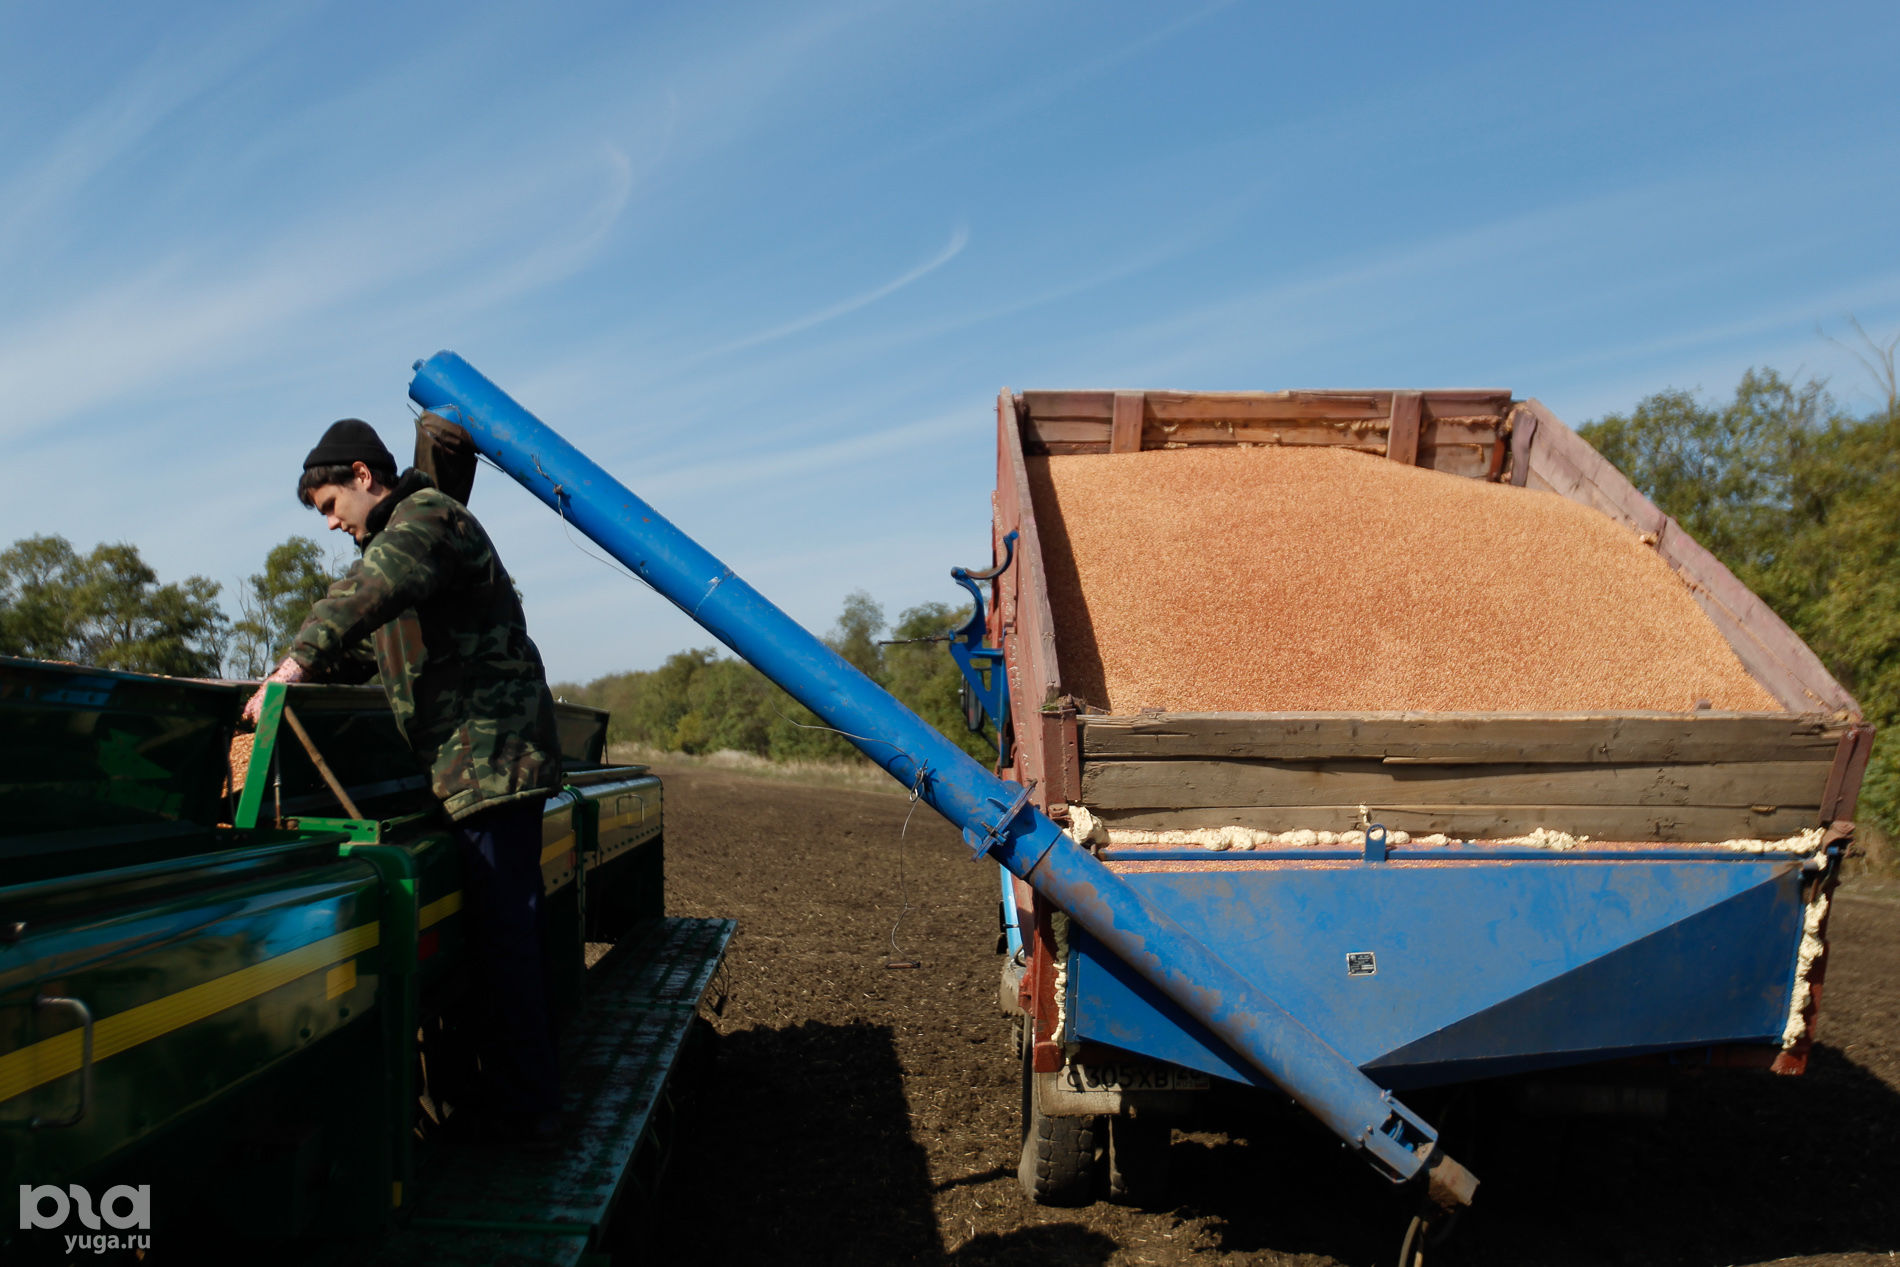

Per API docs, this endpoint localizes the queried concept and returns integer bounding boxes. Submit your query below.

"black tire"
[1104,1112,1172,1206]
[1017,1043,1101,1205]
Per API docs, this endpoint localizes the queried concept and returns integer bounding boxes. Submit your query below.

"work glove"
[242,656,307,725]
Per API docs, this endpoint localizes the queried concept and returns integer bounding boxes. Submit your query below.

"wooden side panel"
[1017,390,1510,463]
[1152,421,1386,448]
[1081,758,1833,811]
[1413,443,1492,479]
[1420,389,1515,417]
[1022,418,1111,449]
[1078,711,1849,763]
[1020,390,1115,421]
[1145,391,1389,421]
[1076,709,1846,843]
[1092,802,1818,841]
[1519,400,1858,716]
[997,390,1068,811]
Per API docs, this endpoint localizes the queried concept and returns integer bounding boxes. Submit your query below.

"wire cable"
[885,766,928,969]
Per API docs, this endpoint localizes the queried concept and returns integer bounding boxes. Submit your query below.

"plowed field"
[656,764,1900,1267]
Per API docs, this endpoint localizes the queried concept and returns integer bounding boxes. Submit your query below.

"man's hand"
[242,656,308,724]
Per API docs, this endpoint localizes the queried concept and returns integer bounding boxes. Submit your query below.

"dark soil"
[655,765,1900,1267]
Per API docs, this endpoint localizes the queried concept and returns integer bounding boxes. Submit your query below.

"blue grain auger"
[407,352,1481,1209]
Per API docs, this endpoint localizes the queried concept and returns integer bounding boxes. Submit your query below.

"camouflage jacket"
[288,470,563,820]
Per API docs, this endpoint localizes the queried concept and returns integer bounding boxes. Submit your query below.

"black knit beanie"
[304,419,396,473]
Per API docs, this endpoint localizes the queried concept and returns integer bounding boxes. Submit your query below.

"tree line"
[0,528,996,766]
[551,593,996,764]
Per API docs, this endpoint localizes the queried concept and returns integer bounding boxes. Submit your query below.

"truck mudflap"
[406,352,1479,1207]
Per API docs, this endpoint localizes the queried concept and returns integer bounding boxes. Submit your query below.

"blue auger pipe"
[407,351,1477,1208]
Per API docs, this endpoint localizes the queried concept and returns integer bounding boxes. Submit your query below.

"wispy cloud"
[0,142,635,440]
[865,0,1241,168]
[639,407,964,501]
[0,6,313,260]
[708,225,970,357]
[1084,178,1717,384]
[393,144,640,325]
[1513,270,1900,386]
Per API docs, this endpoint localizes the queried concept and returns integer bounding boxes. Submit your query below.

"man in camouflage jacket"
[244,417,564,1149]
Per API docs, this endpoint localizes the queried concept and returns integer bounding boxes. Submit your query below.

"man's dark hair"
[298,461,397,507]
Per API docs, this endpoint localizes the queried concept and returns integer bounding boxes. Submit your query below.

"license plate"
[1063,1062,1210,1093]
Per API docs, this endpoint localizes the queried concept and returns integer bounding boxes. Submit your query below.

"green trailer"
[0,657,730,1263]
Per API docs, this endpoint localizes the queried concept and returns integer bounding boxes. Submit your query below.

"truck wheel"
[1017,1045,1100,1205]
[1104,1112,1172,1206]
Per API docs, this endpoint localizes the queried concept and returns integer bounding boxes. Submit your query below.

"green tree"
[883,600,994,762]
[0,535,82,657]
[829,590,885,678]
[230,536,346,677]
[686,659,776,753]
[0,535,228,675]
[1582,369,1827,579]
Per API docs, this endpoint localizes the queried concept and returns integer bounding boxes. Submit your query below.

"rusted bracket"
[1819,725,1875,823]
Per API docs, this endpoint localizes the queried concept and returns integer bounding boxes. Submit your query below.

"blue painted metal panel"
[1069,859,1806,1088]
[405,352,1469,1193]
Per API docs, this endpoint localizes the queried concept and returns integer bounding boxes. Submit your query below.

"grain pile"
[1027,446,1781,713]
[226,733,253,797]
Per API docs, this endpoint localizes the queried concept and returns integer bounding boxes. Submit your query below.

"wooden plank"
[1417,421,1502,446]
[1506,402,1539,487]
[1385,391,1420,465]
[1021,390,1114,421]
[1152,420,1386,446]
[1024,388,1506,426]
[1023,419,1111,445]
[1111,391,1143,453]
[1419,389,1514,417]
[1415,445,1492,479]
[1091,802,1820,842]
[1145,392,1389,422]
[1035,442,1113,456]
[1077,711,1848,763]
[1080,758,1831,811]
[1521,399,1858,716]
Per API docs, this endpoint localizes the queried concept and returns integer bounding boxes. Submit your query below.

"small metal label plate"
[1063,1062,1212,1093]
[1346,951,1377,977]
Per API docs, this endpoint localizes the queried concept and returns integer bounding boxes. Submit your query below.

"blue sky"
[3,1,1897,682]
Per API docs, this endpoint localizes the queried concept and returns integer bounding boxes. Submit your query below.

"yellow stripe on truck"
[0,922,380,1103]
[419,890,463,929]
